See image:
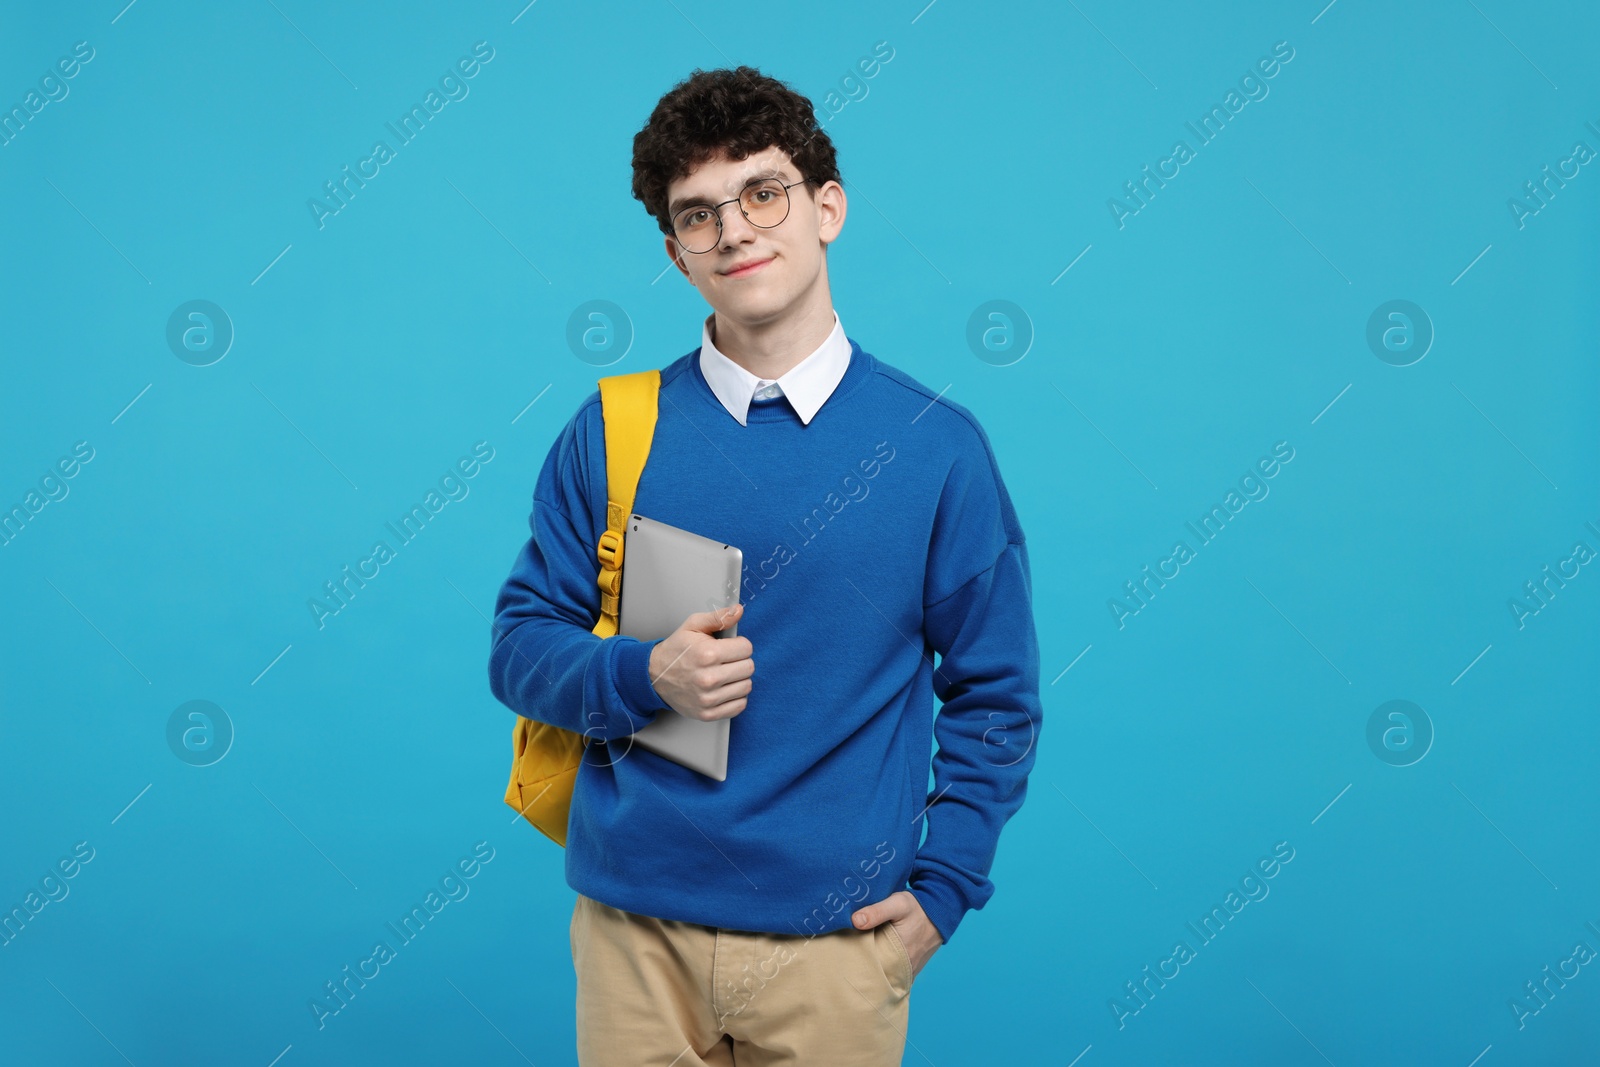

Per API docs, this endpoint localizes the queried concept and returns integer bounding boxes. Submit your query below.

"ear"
[815,180,847,247]
[662,234,691,279]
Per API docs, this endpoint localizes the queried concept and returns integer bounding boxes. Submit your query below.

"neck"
[710,277,836,379]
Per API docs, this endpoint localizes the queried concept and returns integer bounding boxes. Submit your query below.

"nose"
[716,201,759,249]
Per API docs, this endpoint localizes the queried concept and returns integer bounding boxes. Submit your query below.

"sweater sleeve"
[486,400,667,740]
[907,425,1042,945]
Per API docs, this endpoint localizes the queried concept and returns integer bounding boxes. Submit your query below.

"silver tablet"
[617,513,742,781]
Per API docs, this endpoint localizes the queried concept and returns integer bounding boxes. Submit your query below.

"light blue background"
[2,1,1597,1064]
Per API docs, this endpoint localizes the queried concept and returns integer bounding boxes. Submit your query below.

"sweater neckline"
[685,336,874,425]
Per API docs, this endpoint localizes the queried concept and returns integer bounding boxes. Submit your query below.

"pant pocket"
[880,921,913,998]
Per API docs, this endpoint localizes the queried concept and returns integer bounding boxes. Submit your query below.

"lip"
[720,256,773,278]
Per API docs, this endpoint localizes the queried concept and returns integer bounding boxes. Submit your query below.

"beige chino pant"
[571,892,913,1066]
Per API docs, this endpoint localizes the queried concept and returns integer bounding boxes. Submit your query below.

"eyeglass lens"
[673,179,791,252]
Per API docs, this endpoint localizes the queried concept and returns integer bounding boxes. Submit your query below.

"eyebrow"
[668,167,790,218]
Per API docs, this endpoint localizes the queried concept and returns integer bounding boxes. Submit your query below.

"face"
[662,145,846,327]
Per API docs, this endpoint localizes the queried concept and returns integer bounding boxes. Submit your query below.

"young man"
[488,65,1042,1066]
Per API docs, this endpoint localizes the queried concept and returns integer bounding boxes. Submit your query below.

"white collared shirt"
[697,311,852,426]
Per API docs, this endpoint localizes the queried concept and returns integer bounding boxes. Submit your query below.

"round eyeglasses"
[669,177,816,254]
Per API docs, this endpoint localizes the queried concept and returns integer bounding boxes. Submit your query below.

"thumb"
[854,891,909,929]
[686,602,742,634]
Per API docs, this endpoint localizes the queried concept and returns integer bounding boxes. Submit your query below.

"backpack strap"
[593,369,661,637]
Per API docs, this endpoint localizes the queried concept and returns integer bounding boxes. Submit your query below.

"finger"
[879,891,912,920]
[699,657,755,688]
[699,675,752,708]
[688,604,743,633]
[701,636,754,664]
[692,693,748,722]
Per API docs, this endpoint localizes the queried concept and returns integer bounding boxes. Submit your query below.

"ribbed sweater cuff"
[611,636,667,733]
[908,870,969,945]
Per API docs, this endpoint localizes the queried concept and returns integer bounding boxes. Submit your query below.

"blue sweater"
[488,337,1042,944]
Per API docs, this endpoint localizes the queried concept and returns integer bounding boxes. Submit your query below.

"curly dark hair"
[631,65,842,236]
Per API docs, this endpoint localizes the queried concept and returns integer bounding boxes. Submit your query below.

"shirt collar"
[698,311,852,426]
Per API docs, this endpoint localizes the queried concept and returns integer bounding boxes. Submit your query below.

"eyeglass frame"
[666,176,819,253]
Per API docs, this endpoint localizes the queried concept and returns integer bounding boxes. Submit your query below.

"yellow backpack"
[503,368,661,846]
